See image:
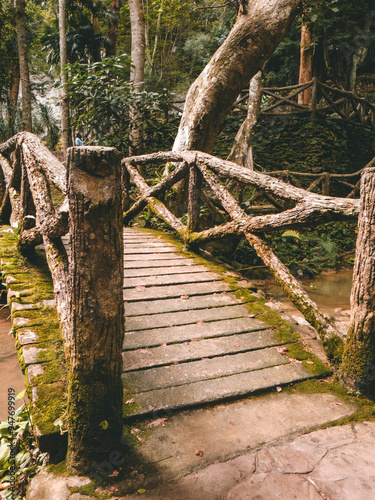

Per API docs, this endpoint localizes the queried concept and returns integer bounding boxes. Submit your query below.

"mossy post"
[341,166,375,394]
[66,146,124,473]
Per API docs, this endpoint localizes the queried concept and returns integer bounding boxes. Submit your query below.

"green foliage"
[0,392,48,499]
[0,0,17,101]
[267,221,357,277]
[33,103,60,150]
[66,54,179,154]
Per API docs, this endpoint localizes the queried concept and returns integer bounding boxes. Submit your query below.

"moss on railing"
[0,228,67,454]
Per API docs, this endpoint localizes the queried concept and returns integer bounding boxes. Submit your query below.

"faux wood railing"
[123,150,363,344]
[0,133,124,472]
[1,131,374,465]
[240,78,375,129]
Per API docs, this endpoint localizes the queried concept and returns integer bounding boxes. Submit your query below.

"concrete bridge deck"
[122,228,322,419]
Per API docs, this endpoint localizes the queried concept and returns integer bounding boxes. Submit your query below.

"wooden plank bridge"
[122,228,315,419]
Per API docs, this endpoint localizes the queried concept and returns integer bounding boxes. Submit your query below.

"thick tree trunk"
[340,166,375,394]
[15,0,32,132]
[129,0,146,155]
[227,71,262,168]
[298,23,313,105]
[173,0,300,153]
[66,146,124,473]
[107,0,122,57]
[59,0,72,158]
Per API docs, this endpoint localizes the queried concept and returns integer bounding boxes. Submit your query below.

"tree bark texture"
[66,146,124,472]
[227,71,262,168]
[129,0,145,154]
[15,0,32,132]
[173,0,300,153]
[107,0,122,57]
[59,0,72,158]
[340,167,375,394]
[298,23,313,105]
[7,62,20,131]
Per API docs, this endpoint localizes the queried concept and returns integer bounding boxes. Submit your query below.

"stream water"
[263,268,353,331]
[0,308,25,421]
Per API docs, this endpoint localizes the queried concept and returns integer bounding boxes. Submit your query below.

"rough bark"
[66,146,124,473]
[107,0,122,57]
[15,0,32,132]
[340,167,375,394]
[298,23,313,105]
[18,198,69,250]
[129,0,145,154]
[187,201,358,245]
[0,132,67,193]
[227,71,262,168]
[196,153,359,215]
[19,135,70,344]
[187,163,202,232]
[173,0,300,153]
[59,0,72,158]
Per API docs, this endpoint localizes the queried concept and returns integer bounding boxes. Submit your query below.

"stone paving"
[27,419,375,499]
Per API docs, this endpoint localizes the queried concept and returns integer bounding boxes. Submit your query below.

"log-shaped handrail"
[258,79,375,128]
[122,150,365,344]
[0,132,70,344]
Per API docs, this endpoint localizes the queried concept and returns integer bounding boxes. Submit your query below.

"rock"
[17,328,39,345]
[27,364,45,384]
[13,317,30,327]
[26,471,70,500]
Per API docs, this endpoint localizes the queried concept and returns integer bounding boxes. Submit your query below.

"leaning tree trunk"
[59,0,72,158]
[227,71,262,169]
[15,0,32,132]
[340,166,375,395]
[173,0,300,153]
[129,0,146,155]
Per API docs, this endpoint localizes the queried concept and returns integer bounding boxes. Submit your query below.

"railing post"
[310,77,318,120]
[66,146,124,473]
[340,166,375,395]
[187,161,202,233]
[321,173,330,196]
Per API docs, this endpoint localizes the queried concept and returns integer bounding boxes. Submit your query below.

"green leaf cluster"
[0,393,48,500]
[66,54,180,154]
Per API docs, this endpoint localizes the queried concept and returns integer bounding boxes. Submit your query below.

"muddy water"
[264,268,353,319]
[0,308,25,421]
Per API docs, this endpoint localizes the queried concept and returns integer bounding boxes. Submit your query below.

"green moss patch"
[0,227,67,439]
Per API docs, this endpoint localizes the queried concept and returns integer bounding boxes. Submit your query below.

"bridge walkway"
[122,228,320,419]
